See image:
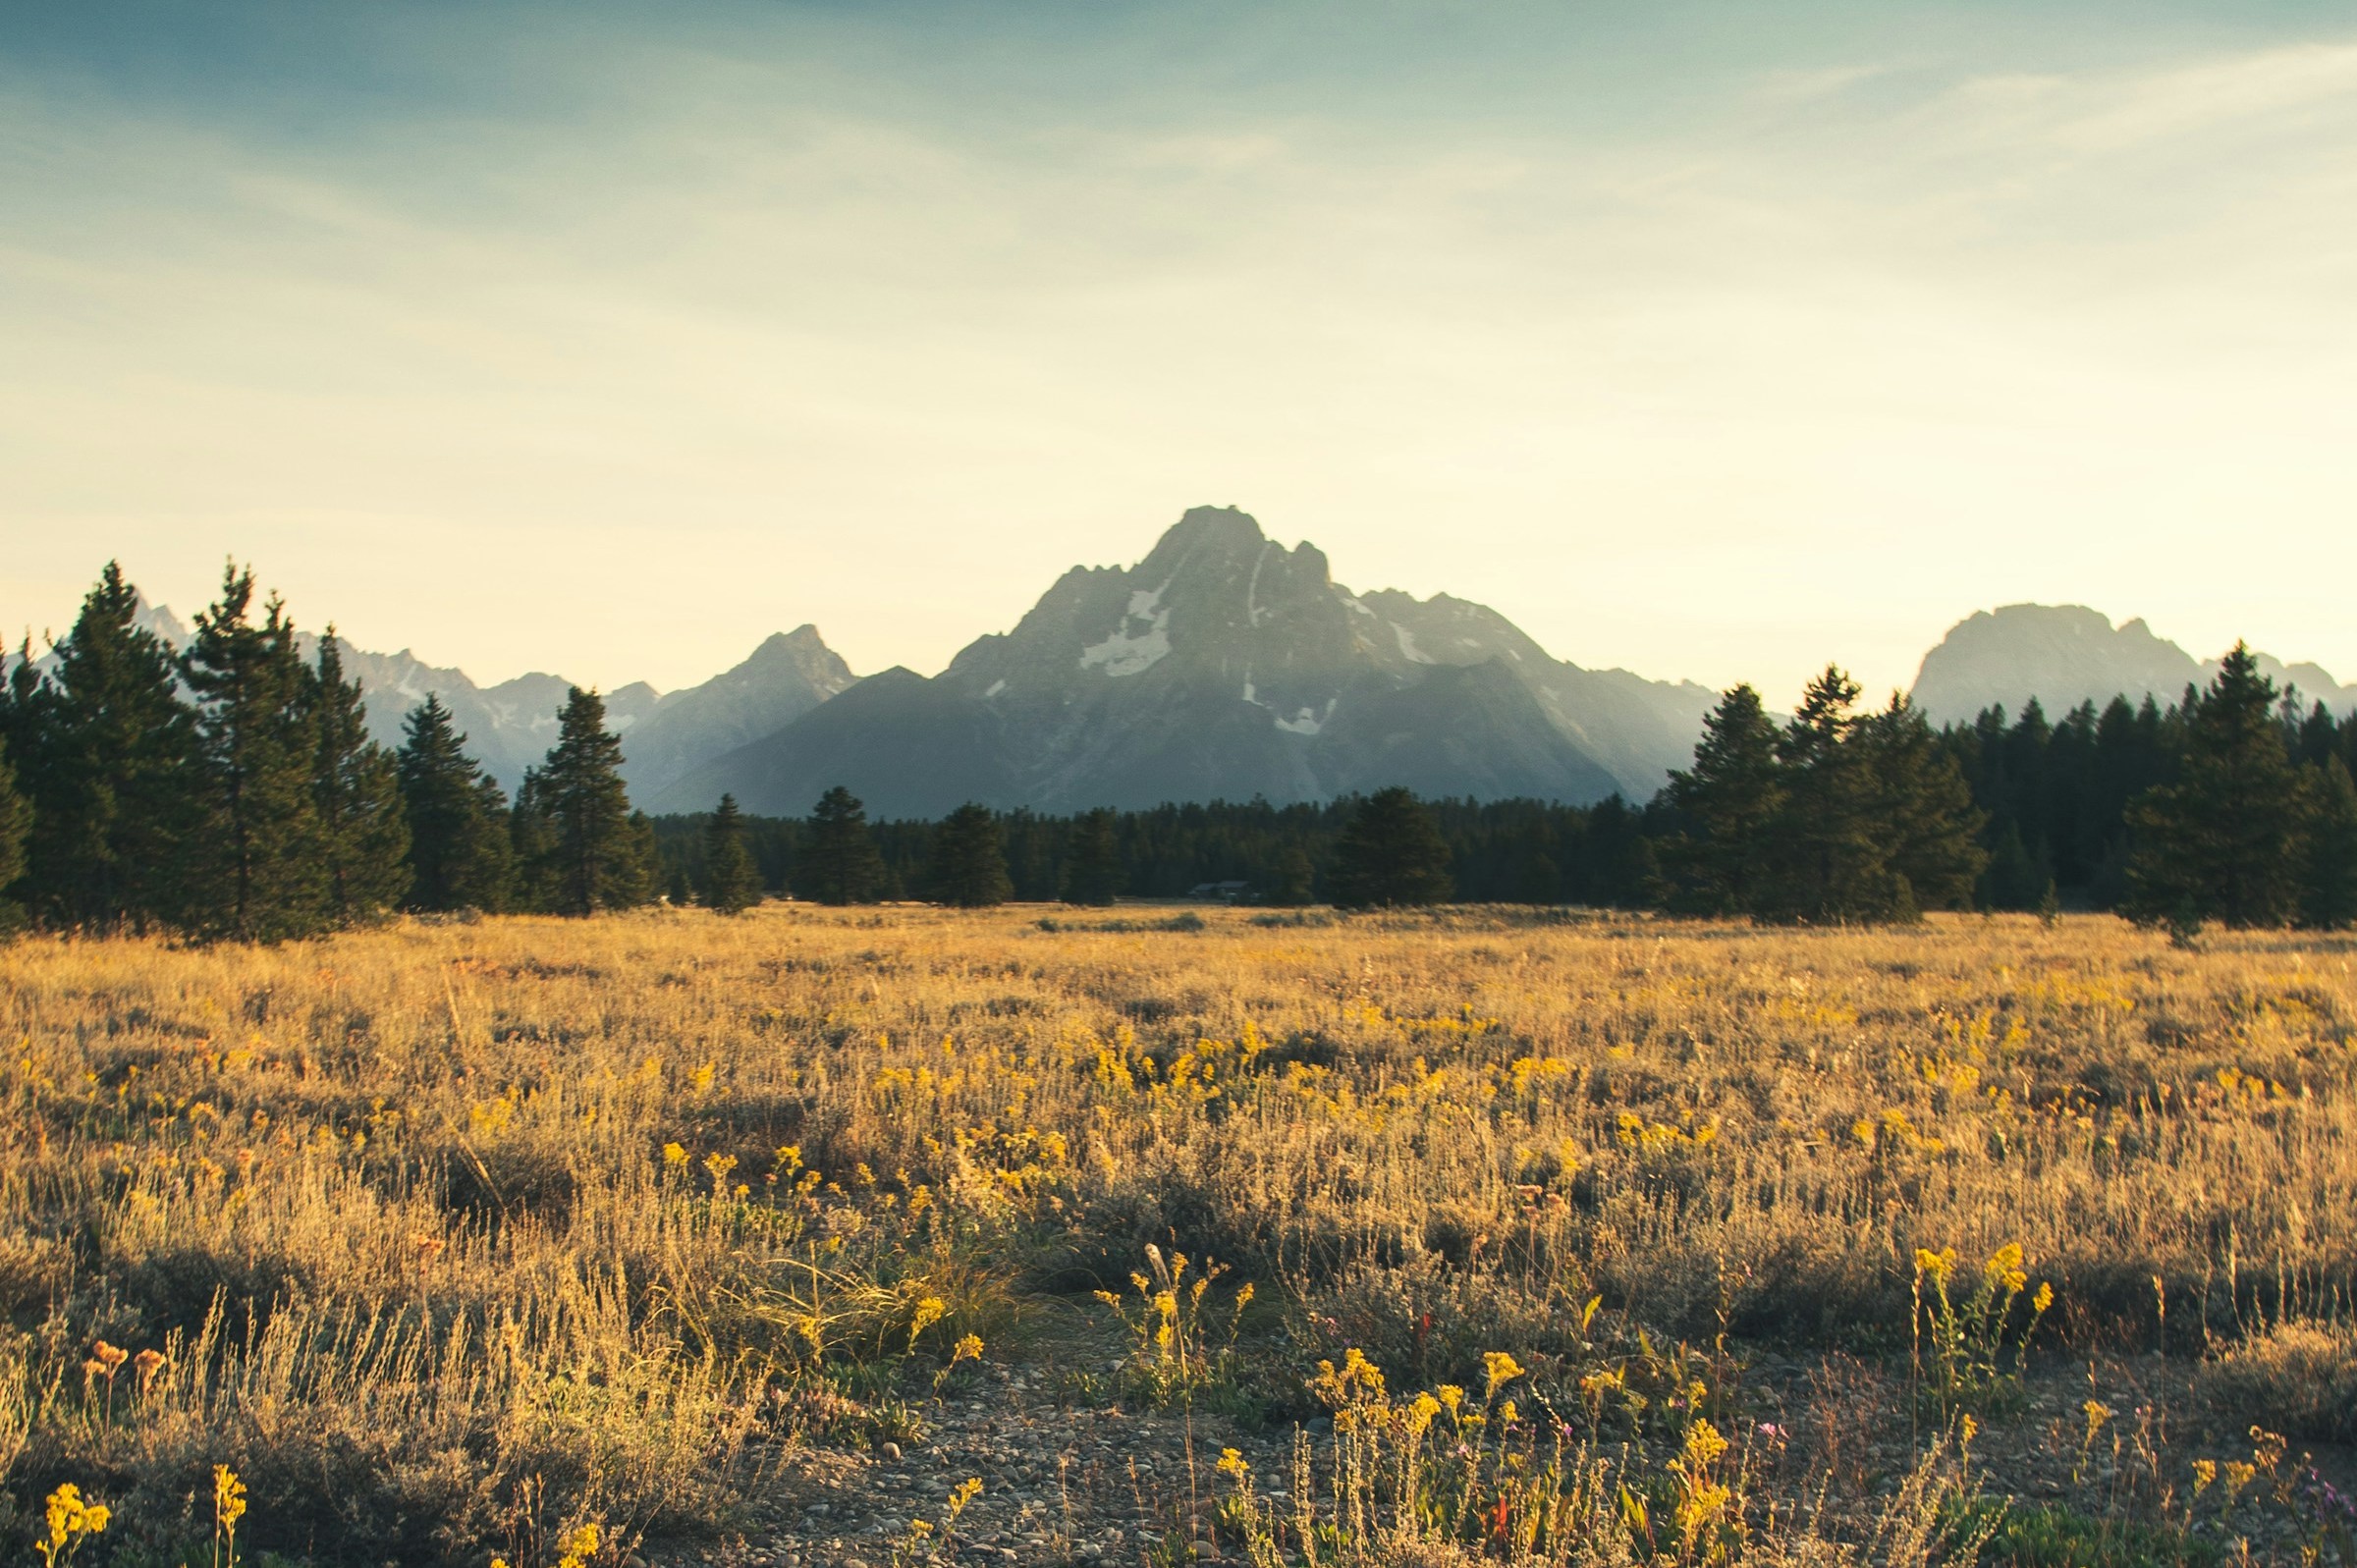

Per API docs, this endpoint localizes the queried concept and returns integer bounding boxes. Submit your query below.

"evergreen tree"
[310,632,411,924]
[1759,667,1888,922]
[1062,807,1124,905]
[0,739,28,931]
[927,802,1014,907]
[508,767,560,913]
[2299,755,2357,931]
[798,785,887,904]
[182,566,326,942]
[1513,847,1563,904]
[1661,683,1782,914]
[396,694,513,911]
[1263,842,1316,906]
[1857,693,1986,912]
[9,565,201,930]
[2124,645,2304,928]
[700,793,762,914]
[2296,701,2340,769]
[533,687,650,915]
[1329,786,1454,908]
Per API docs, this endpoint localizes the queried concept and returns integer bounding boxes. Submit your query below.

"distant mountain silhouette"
[50,543,2348,825]
[647,506,1713,816]
[1909,604,2356,726]
[96,602,849,793]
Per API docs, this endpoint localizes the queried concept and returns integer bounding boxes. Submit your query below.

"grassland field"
[3,904,2354,1567]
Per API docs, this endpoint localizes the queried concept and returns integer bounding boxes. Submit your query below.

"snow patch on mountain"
[1080,580,1175,677]
[1274,699,1336,736]
[1393,625,1436,665]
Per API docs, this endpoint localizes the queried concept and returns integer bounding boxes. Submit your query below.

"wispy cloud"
[1,10,2353,703]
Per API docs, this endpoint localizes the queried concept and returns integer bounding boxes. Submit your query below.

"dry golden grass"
[1,904,2353,1563]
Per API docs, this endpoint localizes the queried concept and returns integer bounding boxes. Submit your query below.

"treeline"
[0,564,673,937]
[647,787,1661,909]
[650,652,2357,930]
[7,561,2352,936]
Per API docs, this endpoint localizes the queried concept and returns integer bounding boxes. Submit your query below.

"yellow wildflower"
[1482,1350,1526,1398]
[555,1522,600,1568]
[39,1483,111,1567]
[1682,1418,1728,1469]
[1914,1247,1957,1284]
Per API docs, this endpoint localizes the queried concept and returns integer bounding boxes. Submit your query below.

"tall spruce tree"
[2124,645,2304,928]
[1062,807,1124,906]
[533,687,650,915]
[700,793,762,914]
[926,802,1013,907]
[1662,683,1783,915]
[1329,786,1454,908]
[182,566,327,942]
[1760,667,1889,922]
[1264,842,1317,906]
[310,632,411,924]
[396,694,514,911]
[798,785,887,904]
[2299,755,2357,931]
[507,766,560,913]
[11,566,201,930]
[0,738,27,931]
[1858,693,1986,913]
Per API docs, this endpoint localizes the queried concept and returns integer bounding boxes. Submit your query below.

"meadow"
[3,905,2354,1567]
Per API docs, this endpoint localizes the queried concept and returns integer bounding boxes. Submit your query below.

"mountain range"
[58,509,2354,817]
[104,607,852,795]
[1908,604,2357,728]
[649,507,1717,816]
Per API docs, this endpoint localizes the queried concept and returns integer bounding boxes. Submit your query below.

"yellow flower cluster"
[38,1484,111,1567]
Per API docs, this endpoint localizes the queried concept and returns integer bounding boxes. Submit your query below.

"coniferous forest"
[5,562,2356,936]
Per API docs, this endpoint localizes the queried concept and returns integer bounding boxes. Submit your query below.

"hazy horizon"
[6,2,2354,705]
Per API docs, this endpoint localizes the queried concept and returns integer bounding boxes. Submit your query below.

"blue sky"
[4,2,2354,703]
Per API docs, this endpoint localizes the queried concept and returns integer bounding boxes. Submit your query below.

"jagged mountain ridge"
[37,531,2347,828]
[647,507,1717,817]
[78,603,849,793]
[1909,604,2357,727]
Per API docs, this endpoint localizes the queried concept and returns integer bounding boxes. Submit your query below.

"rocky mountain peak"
[1909,603,2355,725]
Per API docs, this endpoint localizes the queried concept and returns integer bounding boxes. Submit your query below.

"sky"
[3,1,2354,707]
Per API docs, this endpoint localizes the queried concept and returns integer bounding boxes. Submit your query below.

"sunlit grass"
[0,904,2351,1562]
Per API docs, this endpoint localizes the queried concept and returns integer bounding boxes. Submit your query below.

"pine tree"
[2296,701,2340,769]
[533,687,650,915]
[182,566,327,942]
[2299,755,2357,931]
[1758,667,1887,923]
[310,632,411,924]
[1513,846,1562,904]
[10,565,201,930]
[701,794,762,914]
[1263,843,1317,906]
[396,694,513,911]
[0,739,28,932]
[1062,808,1123,906]
[1662,683,1782,915]
[798,785,887,904]
[2124,645,2304,929]
[927,802,1014,907]
[627,810,659,900]
[508,767,560,913]
[1857,693,1986,913]
[1329,787,1453,908]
